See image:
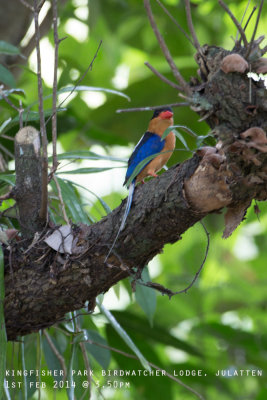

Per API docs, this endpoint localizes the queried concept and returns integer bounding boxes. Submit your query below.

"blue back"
[124,131,165,186]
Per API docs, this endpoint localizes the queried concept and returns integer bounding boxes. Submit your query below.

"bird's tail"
[105,181,135,262]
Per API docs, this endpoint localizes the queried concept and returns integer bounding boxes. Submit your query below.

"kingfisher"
[105,107,175,260]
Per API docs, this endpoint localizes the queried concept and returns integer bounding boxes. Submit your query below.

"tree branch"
[144,62,183,90]
[155,0,195,48]
[33,0,48,224]
[14,127,43,238]
[143,0,191,95]
[184,0,203,55]
[51,0,60,173]
[218,0,248,47]
[245,0,264,59]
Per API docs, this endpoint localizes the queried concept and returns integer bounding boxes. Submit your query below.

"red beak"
[159,110,173,119]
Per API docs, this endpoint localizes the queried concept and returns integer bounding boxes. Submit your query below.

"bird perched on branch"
[105,107,175,261]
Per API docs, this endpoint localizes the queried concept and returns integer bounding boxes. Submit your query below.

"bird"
[105,107,175,261]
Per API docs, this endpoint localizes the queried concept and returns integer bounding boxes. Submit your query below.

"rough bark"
[14,126,45,237]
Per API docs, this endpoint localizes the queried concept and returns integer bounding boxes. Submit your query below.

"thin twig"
[45,40,103,128]
[43,330,67,379]
[218,0,248,47]
[235,0,251,42]
[37,0,46,12]
[19,100,24,130]
[248,64,252,103]
[0,143,14,159]
[116,102,189,113]
[243,6,257,32]
[143,0,191,95]
[129,220,210,298]
[155,0,195,47]
[33,0,48,223]
[0,190,14,202]
[18,0,34,11]
[237,6,257,47]
[144,62,183,90]
[184,0,203,55]
[0,134,14,141]
[51,0,59,173]
[0,87,21,113]
[53,175,69,224]
[82,340,205,400]
[245,0,264,59]
[172,221,209,295]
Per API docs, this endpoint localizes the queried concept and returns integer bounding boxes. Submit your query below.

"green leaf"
[161,125,198,141]
[53,150,126,163]
[0,173,15,186]
[0,118,12,134]
[56,85,131,102]
[135,266,156,327]
[0,109,66,135]
[83,329,111,369]
[67,341,76,400]
[42,333,63,383]
[66,179,112,215]
[0,41,20,55]
[20,339,28,400]
[4,384,11,400]
[96,299,151,371]
[173,129,190,150]
[111,311,202,357]
[0,65,16,88]
[196,134,213,147]
[0,88,25,101]
[56,166,123,175]
[0,246,7,400]
[50,177,90,224]
[27,85,131,110]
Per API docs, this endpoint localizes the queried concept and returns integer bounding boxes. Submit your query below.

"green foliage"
[0,246,7,400]
[1,0,267,399]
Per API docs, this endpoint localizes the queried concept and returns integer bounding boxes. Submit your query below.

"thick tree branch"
[3,153,217,340]
[14,127,43,238]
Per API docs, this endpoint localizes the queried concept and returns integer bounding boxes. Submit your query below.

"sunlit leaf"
[53,150,127,163]
[56,166,123,175]
[66,179,112,215]
[56,85,131,102]
[27,85,131,110]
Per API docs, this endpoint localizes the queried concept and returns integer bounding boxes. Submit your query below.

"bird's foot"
[148,172,158,178]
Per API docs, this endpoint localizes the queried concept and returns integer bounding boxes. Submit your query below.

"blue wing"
[124,131,165,186]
